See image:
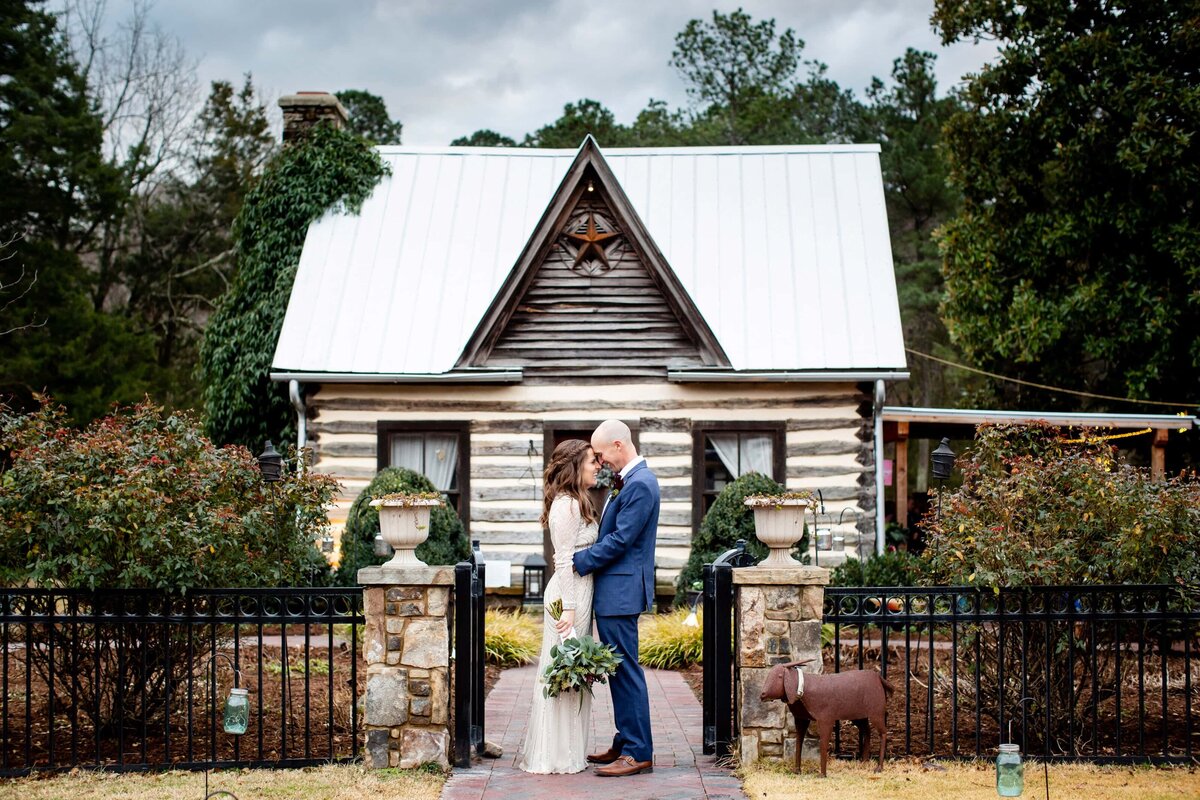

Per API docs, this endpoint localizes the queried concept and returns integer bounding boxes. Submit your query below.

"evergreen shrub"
[675,472,810,602]
[334,467,470,584]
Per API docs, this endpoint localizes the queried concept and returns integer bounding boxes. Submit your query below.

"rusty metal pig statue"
[759,659,893,776]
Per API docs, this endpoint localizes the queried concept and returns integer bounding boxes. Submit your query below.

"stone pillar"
[733,566,829,766]
[278,91,349,144]
[359,565,453,769]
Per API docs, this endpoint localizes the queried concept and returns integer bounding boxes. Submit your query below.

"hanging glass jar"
[223,687,250,735]
[995,742,1024,796]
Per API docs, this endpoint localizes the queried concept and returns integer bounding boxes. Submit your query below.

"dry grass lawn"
[0,763,445,800]
[741,758,1200,800]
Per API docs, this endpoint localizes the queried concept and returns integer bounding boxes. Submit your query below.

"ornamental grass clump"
[483,609,540,667]
[639,608,703,669]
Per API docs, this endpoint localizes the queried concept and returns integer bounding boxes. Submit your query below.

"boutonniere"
[610,487,620,500]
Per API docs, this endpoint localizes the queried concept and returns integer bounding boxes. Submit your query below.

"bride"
[517,439,600,774]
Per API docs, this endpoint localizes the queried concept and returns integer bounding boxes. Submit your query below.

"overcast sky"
[143,0,997,146]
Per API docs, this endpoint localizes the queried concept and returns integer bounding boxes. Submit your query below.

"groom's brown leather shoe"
[595,755,653,776]
[585,746,622,764]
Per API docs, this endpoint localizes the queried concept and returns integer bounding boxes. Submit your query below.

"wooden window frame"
[376,421,471,525]
[691,421,786,535]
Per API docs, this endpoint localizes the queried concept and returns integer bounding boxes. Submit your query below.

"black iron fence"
[701,540,756,759]
[824,585,1199,763]
[0,587,363,776]
[453,541,486,767]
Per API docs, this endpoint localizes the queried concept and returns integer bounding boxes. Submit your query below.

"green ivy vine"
[199,124,389,448]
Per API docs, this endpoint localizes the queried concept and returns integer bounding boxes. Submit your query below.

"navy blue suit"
[573,460,659,762]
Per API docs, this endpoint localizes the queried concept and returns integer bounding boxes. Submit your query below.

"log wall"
[306,381,875,590]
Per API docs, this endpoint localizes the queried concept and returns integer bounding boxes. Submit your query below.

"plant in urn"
[743,492,816,568]
[369,492,444,567]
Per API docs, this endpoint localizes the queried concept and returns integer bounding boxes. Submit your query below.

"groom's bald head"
[591,419,637,471]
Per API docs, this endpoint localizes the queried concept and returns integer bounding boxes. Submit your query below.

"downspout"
[289,380,306,452]
[874,379,886,556]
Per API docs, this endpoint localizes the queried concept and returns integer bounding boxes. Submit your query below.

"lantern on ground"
[523,554,547,603]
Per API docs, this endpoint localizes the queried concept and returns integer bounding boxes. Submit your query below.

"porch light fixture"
[257,440,283,483]
[931,437,956,482]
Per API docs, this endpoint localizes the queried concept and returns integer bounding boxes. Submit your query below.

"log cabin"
[270,99,908,595]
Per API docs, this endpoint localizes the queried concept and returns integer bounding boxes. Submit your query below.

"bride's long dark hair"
[541,439,598,527]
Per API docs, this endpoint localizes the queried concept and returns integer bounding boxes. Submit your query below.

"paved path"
[442,666,747,800]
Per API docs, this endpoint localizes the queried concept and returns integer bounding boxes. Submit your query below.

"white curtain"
[707,433,774,478]
[391,434,424,473]
[423,434,459,492]
[741,434,774,476]
[707,434,741,477]
[391,433,458,491]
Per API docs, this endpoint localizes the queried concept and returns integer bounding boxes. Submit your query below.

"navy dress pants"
[595,613,652,762]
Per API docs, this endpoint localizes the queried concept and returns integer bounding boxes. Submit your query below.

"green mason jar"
[996,742,1024,796]
[223,687,250,735]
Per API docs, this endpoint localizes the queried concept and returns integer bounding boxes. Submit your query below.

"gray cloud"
[147,0,996,145]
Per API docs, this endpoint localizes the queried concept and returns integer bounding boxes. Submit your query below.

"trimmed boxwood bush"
[334,467,470,584]
[675,472,810,603]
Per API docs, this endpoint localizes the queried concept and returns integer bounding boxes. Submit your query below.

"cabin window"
[692,423,786,532]
[376,422,470,520]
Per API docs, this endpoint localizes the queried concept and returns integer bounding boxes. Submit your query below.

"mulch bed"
[2,638,358,772]
[667,637,1198,762]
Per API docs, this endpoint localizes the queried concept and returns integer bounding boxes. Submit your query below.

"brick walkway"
[442,666,747,800]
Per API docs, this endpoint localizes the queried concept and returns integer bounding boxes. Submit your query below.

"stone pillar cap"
[358,565,457,586]
[732,565,830,585]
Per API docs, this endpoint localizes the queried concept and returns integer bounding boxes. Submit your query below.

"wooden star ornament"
[564,209,620,268]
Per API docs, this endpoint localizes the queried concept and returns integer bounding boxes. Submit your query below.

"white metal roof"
[272,142,907,377]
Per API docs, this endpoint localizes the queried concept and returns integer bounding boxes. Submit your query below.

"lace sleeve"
[548,496,583,610]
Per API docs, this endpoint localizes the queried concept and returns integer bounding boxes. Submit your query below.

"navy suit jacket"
[573,460,659,617]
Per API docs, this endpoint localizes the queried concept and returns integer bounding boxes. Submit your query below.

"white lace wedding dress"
[517,494,598,774]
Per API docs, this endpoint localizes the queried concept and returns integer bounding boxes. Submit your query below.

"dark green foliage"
[0,1,148,422]
[336,89,403,145]
[830,549,924,587]
[0,398,337,590]
[933,0,1200,410]
[451,129,517,147]
[522,99,630,148]
[334,467,470,584]
[199,124,388,448]
[0,1,123,245]
[670,8,859,145]
[860,50,967,407]
[675,472,810,601]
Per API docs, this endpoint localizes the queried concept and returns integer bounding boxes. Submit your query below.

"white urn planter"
[369,495,444,568]
[744,495,814,568]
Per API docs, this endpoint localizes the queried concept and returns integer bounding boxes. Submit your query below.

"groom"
[573,419,659,777]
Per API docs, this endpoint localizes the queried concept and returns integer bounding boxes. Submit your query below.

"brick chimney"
[278,91,350,143]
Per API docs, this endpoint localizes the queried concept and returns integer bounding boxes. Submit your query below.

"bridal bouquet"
[542,599,623,701]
